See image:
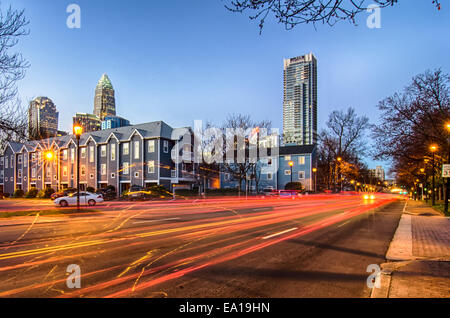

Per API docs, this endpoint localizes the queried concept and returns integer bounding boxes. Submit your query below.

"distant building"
[375,166,385,181]
[28,97,59,140]
[73,113,101,133]
[94,74,116,121]
[101,116,130,130]
[283,53,318,146]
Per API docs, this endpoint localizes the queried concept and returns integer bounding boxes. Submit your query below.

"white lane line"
[133,218,180,225]
[337,220,351,228]
[262,227,298,240]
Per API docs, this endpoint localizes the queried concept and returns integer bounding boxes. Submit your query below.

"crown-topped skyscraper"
[93,73,116,121]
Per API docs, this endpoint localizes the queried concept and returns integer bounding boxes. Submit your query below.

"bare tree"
[317,107,370,191]
[221,114,271,194]
[224,0,441,32]
[0,4,29,148]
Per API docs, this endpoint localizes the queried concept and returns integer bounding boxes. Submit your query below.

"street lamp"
[43,151,54,191]
[336,157,343,192]
[430,144,438,206]
[445,123,450,213]
[73,124,83,211]
[289,161,294,183]
[312,167,317,193]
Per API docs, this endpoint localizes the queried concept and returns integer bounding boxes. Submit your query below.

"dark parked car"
[50,188,77,201]
[96,187,117,201]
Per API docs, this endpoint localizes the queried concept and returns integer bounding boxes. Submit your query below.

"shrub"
[86,187,95,193]
[38,188,55,199]
[285,182,304,192]
[13,189,25,198]
[25,188,39,198]
[3,193,10,198]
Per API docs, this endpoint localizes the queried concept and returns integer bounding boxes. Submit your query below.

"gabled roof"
[279,145,316,155]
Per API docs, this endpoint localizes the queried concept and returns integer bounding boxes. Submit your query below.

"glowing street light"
[73,124,83,211]
[288,161,294,183]
[430,144,438,206]
[312,168,318,193]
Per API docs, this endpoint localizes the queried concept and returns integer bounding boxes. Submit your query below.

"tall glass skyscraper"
[28,97,59,140]
[94,73,116,121]
[283,53,317,146]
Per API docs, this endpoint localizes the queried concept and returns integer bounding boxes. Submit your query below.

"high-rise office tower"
[73,113,101,133]
[28,97,59,140]
[283,53,317,146]
[94,73,116,121]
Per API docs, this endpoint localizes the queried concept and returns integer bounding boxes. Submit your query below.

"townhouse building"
[220,145,317,192]
[0,121,196,196]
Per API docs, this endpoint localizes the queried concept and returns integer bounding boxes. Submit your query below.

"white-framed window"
[285,155,291,161]
[111,144,116,161]
[18,169,22,178]
[148,161,155,174]
[62,149,68,161]
[148,140,155,153]
[81,165,86,177]
[5,157,8,169]
[0,170,3,179]
[224,173,231,182]
[123,162,129,175]
[268,158,273,166]
[31,153,36,162]
[36,153,40,165]
[171,170,177,178]
[90,173,94,180]
[70,149,75,162]
[111,173,116,179]
[63,167,68,177]
[18,155,22,164]
[134,141,140,159]
[298,171,305,180]
[89,146,95,163]
[134,171,140,178]
[24,176,27,181]
[0,157,3,166]
[163,140,169,153]
[81,148,86,159]
[32,168,36,178]
[267,173,273,180]
[10,177,13,181]
[100,145,107,157]
[38,176,41,181]
[299,156,306,165]
[101,164,106,175]
[71,174,74,180]
[123,143,129,156]
[23,156,27,168]
[285,170,291,176]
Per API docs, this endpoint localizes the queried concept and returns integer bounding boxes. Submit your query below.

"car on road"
[54,191,104,207]
[50,188,77,201]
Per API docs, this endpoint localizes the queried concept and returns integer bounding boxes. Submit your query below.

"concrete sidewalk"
[372,200,450,298]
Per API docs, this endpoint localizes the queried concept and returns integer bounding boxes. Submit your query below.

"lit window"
[148,161,155,174]
[63,150,68,161]
[285,155,291,161]
[299,156,305,165]
[123,143,129,155]
[81,165,86,176]
[70,149,75,162]
[63,167,68,177]
[148,140,155,153]
[101,145,107,157]
[81,148,86,158]
[134,141,140,159]
[32,168,36,178]
[101,164,106,176]
[285,170,291,176]
[89,146,94,163]
[123,162,129,175]
[111,144,116,161]
[23,156,27,168]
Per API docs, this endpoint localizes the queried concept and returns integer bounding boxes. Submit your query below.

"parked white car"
[54,191,104,207]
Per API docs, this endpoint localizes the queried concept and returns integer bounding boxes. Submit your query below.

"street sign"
[443,164,450,178]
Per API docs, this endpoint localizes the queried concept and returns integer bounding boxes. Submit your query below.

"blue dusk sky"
[4,0,450,173]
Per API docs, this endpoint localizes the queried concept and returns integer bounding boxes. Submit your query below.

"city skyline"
[8,0,450,172]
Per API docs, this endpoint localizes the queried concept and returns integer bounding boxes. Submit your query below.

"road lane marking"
[133,218,180,224]
[337,220,351,228]
[262,227,298,240]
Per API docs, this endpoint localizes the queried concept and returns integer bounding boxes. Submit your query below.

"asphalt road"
[0,195,404,298]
